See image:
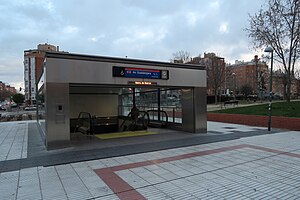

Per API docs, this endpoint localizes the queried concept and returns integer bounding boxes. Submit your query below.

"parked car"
[25,106,36,111]
[11,103,18,108]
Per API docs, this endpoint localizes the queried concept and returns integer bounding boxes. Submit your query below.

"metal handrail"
[138,111,150,127]
[119,105,181,122]
[119,111,132,131]
[119,110,150,131]
[75,112,92,135]
[146,109,168,127]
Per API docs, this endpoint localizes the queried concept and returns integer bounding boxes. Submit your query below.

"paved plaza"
[0,121,299,199]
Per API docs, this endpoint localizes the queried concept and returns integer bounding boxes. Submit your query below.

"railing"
[75,112,92,135]
[119,110,150,131]
[119,105,182,124]
[75,112,119,134]
[146,110,168,128]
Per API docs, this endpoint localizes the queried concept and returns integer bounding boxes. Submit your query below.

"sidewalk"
[0,121,299,199]
[207,101,267,112]
[207,99,300,112]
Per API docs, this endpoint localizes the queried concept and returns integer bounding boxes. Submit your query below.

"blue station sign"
[113,66,169,80]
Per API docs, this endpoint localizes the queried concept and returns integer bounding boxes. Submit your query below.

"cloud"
[210,0,220,9]
[186,12,199,26]
[111,26,168,56]
[63,25,79,34]
[219,22,229,33]
[89,37,98,42]
[0,0,275,88]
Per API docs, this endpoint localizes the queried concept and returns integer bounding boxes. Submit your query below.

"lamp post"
[264,47,274,131]
[254,55,260,101]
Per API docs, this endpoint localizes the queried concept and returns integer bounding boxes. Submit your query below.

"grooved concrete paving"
[0,122,28,161]
[0,121,299,199]
[0,121,280,173]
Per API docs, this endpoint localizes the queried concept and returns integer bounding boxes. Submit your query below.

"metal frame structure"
[37,52,207,149]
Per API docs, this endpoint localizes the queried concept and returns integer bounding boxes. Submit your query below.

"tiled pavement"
[0,121,28,161]
[0,121,300,199]
[0,121,268,163]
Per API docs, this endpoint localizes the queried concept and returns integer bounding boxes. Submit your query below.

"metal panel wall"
[181,87,207,133]
[181,88,194,132]
[45,58,206,88]
[45,83,70,148]
[194,87,207,132]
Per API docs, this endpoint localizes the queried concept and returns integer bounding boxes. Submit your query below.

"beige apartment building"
[24,43,59,104]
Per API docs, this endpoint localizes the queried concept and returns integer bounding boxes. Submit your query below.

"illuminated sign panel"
[128,81,157,85]
[113,66,169,80]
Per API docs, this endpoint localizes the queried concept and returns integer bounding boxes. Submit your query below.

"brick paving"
[0,121,299,199]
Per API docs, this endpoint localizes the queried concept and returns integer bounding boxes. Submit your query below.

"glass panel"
[160,89,182,123]
[119,88,133,116]
[119,87,182,124]
[37,86,46,133]
[135,88,158,110]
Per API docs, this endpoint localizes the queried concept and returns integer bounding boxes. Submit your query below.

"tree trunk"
[283,83,287,100]
[214,91,218,105]
[286,80,291,102]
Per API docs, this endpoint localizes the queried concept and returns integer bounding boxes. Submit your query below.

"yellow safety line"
[95,130,158,139]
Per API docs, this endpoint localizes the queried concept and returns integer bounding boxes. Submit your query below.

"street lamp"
[264,46,274,131]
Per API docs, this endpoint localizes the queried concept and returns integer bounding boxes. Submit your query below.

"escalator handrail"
[119,110,150,131]
[138,111,150,127]
[76,112,93,134]
[119,111,132,131]
[146,109,168,126]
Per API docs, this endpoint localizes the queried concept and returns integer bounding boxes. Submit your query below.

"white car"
[25,106,37,111]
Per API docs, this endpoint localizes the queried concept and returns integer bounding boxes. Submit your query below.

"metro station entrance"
[69,84,184,140]
[37,52,207,149]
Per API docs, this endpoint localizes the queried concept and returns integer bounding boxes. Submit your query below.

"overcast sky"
[0,0,265,89]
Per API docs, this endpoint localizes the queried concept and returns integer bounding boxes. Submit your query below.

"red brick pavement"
[208,113,300,130]
[94,144,300,200]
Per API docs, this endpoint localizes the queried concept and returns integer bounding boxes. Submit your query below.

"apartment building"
[272,69,299,98]
[187,53,226,96]
[0,81,5,93]
[226,58,268,95]
[0,81,17,101]
[5,85,17,94]
[24,43,59,104]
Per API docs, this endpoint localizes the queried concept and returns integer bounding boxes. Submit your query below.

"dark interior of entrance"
[69,85,183,137]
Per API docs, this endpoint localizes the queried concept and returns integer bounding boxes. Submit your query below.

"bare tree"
[205,55,226,104]
[240,84,253,97]
[295,69,300,96]
[171,50,191,63]
[0,90,13,101]
[246,0,300,102]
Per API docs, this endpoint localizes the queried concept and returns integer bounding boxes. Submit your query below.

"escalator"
[74,109,168,136]
[119,109,150,132]
[146,110,168,128]
[74,112,118,135]
[119,109,169,131]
